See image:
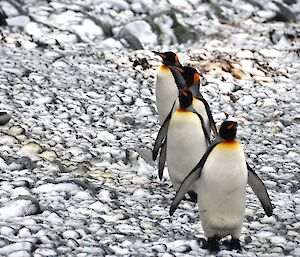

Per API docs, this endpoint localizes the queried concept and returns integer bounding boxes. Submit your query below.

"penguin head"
[181,66,201,98]
[182,67,200,88]
[152,51,182,67]
[219,120,238,141]
[179,89,193,110]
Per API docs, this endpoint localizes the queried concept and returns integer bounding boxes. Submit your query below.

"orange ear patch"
[194,73,200,84]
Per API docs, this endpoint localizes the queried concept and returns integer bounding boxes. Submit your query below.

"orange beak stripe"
[174,66,184,73]
[227,124,235,129]
[181,91,188,97]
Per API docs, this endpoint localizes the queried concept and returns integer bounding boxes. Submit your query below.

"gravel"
[0,0,299,256]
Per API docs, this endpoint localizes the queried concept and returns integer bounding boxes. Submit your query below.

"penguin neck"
[219,140,240,149]
[159,65,170,71]
[177,108,188,112]
[177,105,194,112]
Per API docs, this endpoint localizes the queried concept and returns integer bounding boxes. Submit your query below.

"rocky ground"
[0,0,299,256]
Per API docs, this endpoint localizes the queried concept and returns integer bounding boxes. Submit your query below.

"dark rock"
[245,235,252,244]
[121,116,135,125]
[268,2,296,22]
[0,8,7,26]
[0,112,11,125]
[283,0,297,5]
[243,0,263,9]
[118,24,144,50]
[147,10,195,44]
[132,57,150,70]
[209,2,230,23]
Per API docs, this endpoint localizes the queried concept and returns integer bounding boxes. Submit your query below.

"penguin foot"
[230,238,241,251]
[187,192,197,202]
[207,237,220,252]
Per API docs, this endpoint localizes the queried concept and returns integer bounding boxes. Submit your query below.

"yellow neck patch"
[217,141,240,149]
[177,109,188,112]
[159,65,169,71]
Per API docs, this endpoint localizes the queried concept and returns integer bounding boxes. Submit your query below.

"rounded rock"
[0,112,11,125]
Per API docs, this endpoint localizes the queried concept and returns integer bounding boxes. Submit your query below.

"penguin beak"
[227,122,238,130]
[152,51,166,60]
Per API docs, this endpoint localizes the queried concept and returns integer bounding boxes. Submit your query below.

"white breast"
[155,66,179,124]
[197,142,248,238]
[167,111,208,191]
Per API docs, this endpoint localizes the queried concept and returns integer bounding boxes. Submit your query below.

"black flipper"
[169,138,223,216]
[197,97,218,137]
[247,163,273,217]
[168,65,186,90]
[194,112,211,146]
[158,139,167,180]
[152,102,174,161]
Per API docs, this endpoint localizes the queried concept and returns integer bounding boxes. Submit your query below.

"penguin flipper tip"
[265,205,273,217]
[152,149,158,161]
[158,171,163,181]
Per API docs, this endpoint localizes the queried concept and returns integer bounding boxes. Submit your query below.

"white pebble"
[62,230,80,239]
[74,191,93,200]
[0,226,15,236]
[270,236,287,245]
[238,95,256,106]
[236,49,254,59]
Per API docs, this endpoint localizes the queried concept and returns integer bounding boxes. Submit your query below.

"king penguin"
[170,120,273,252]
[179,66,217,137]
[153,89,210,196]
[153,51,184,124]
